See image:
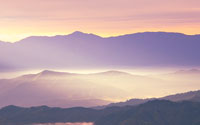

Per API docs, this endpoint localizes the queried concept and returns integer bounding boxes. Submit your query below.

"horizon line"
[1,31,200,43]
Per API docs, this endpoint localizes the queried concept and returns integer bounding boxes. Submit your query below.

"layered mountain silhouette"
[0,70,162,108]
[98,90,200,108]
[0,31,200,71]
[0,69,200,108]
[0,100,200,125]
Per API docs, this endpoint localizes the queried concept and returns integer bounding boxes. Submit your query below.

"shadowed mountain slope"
[0,100,200,125]
[98,90,200,108]
[1,32,200,71]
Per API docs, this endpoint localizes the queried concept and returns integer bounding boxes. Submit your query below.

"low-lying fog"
[0,67,200,108]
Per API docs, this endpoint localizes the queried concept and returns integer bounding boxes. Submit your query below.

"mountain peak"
[38,70,74,77]
[72,31,85,34]
[69,31,90,36]
[40,70,55,74]
[68,31,101,39]
[1,105,24,111]
[96,70,132,76]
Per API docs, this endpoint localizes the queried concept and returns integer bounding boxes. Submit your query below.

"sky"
[0,0,200,42]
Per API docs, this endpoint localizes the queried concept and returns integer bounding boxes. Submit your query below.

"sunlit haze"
[0,0,200,124]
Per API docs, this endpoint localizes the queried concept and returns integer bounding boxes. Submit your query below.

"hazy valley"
[0,69,200,108]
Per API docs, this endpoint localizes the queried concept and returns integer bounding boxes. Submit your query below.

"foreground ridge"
[0,100,200,125]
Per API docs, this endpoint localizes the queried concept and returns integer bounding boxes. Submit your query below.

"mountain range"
[0,70,161,108]
[0,69,200,108]
[1,31,200,71]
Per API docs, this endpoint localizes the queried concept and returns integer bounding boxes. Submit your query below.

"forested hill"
[0,100,200,125]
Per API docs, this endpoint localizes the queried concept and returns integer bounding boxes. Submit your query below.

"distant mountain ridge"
[0,69,200,108]
[1,31,200,71]
[0,70,147,108]
[0,31,200,44]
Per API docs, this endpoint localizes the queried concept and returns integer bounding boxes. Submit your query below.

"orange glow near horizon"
[1,28,200,43]
[0,0,200,42]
